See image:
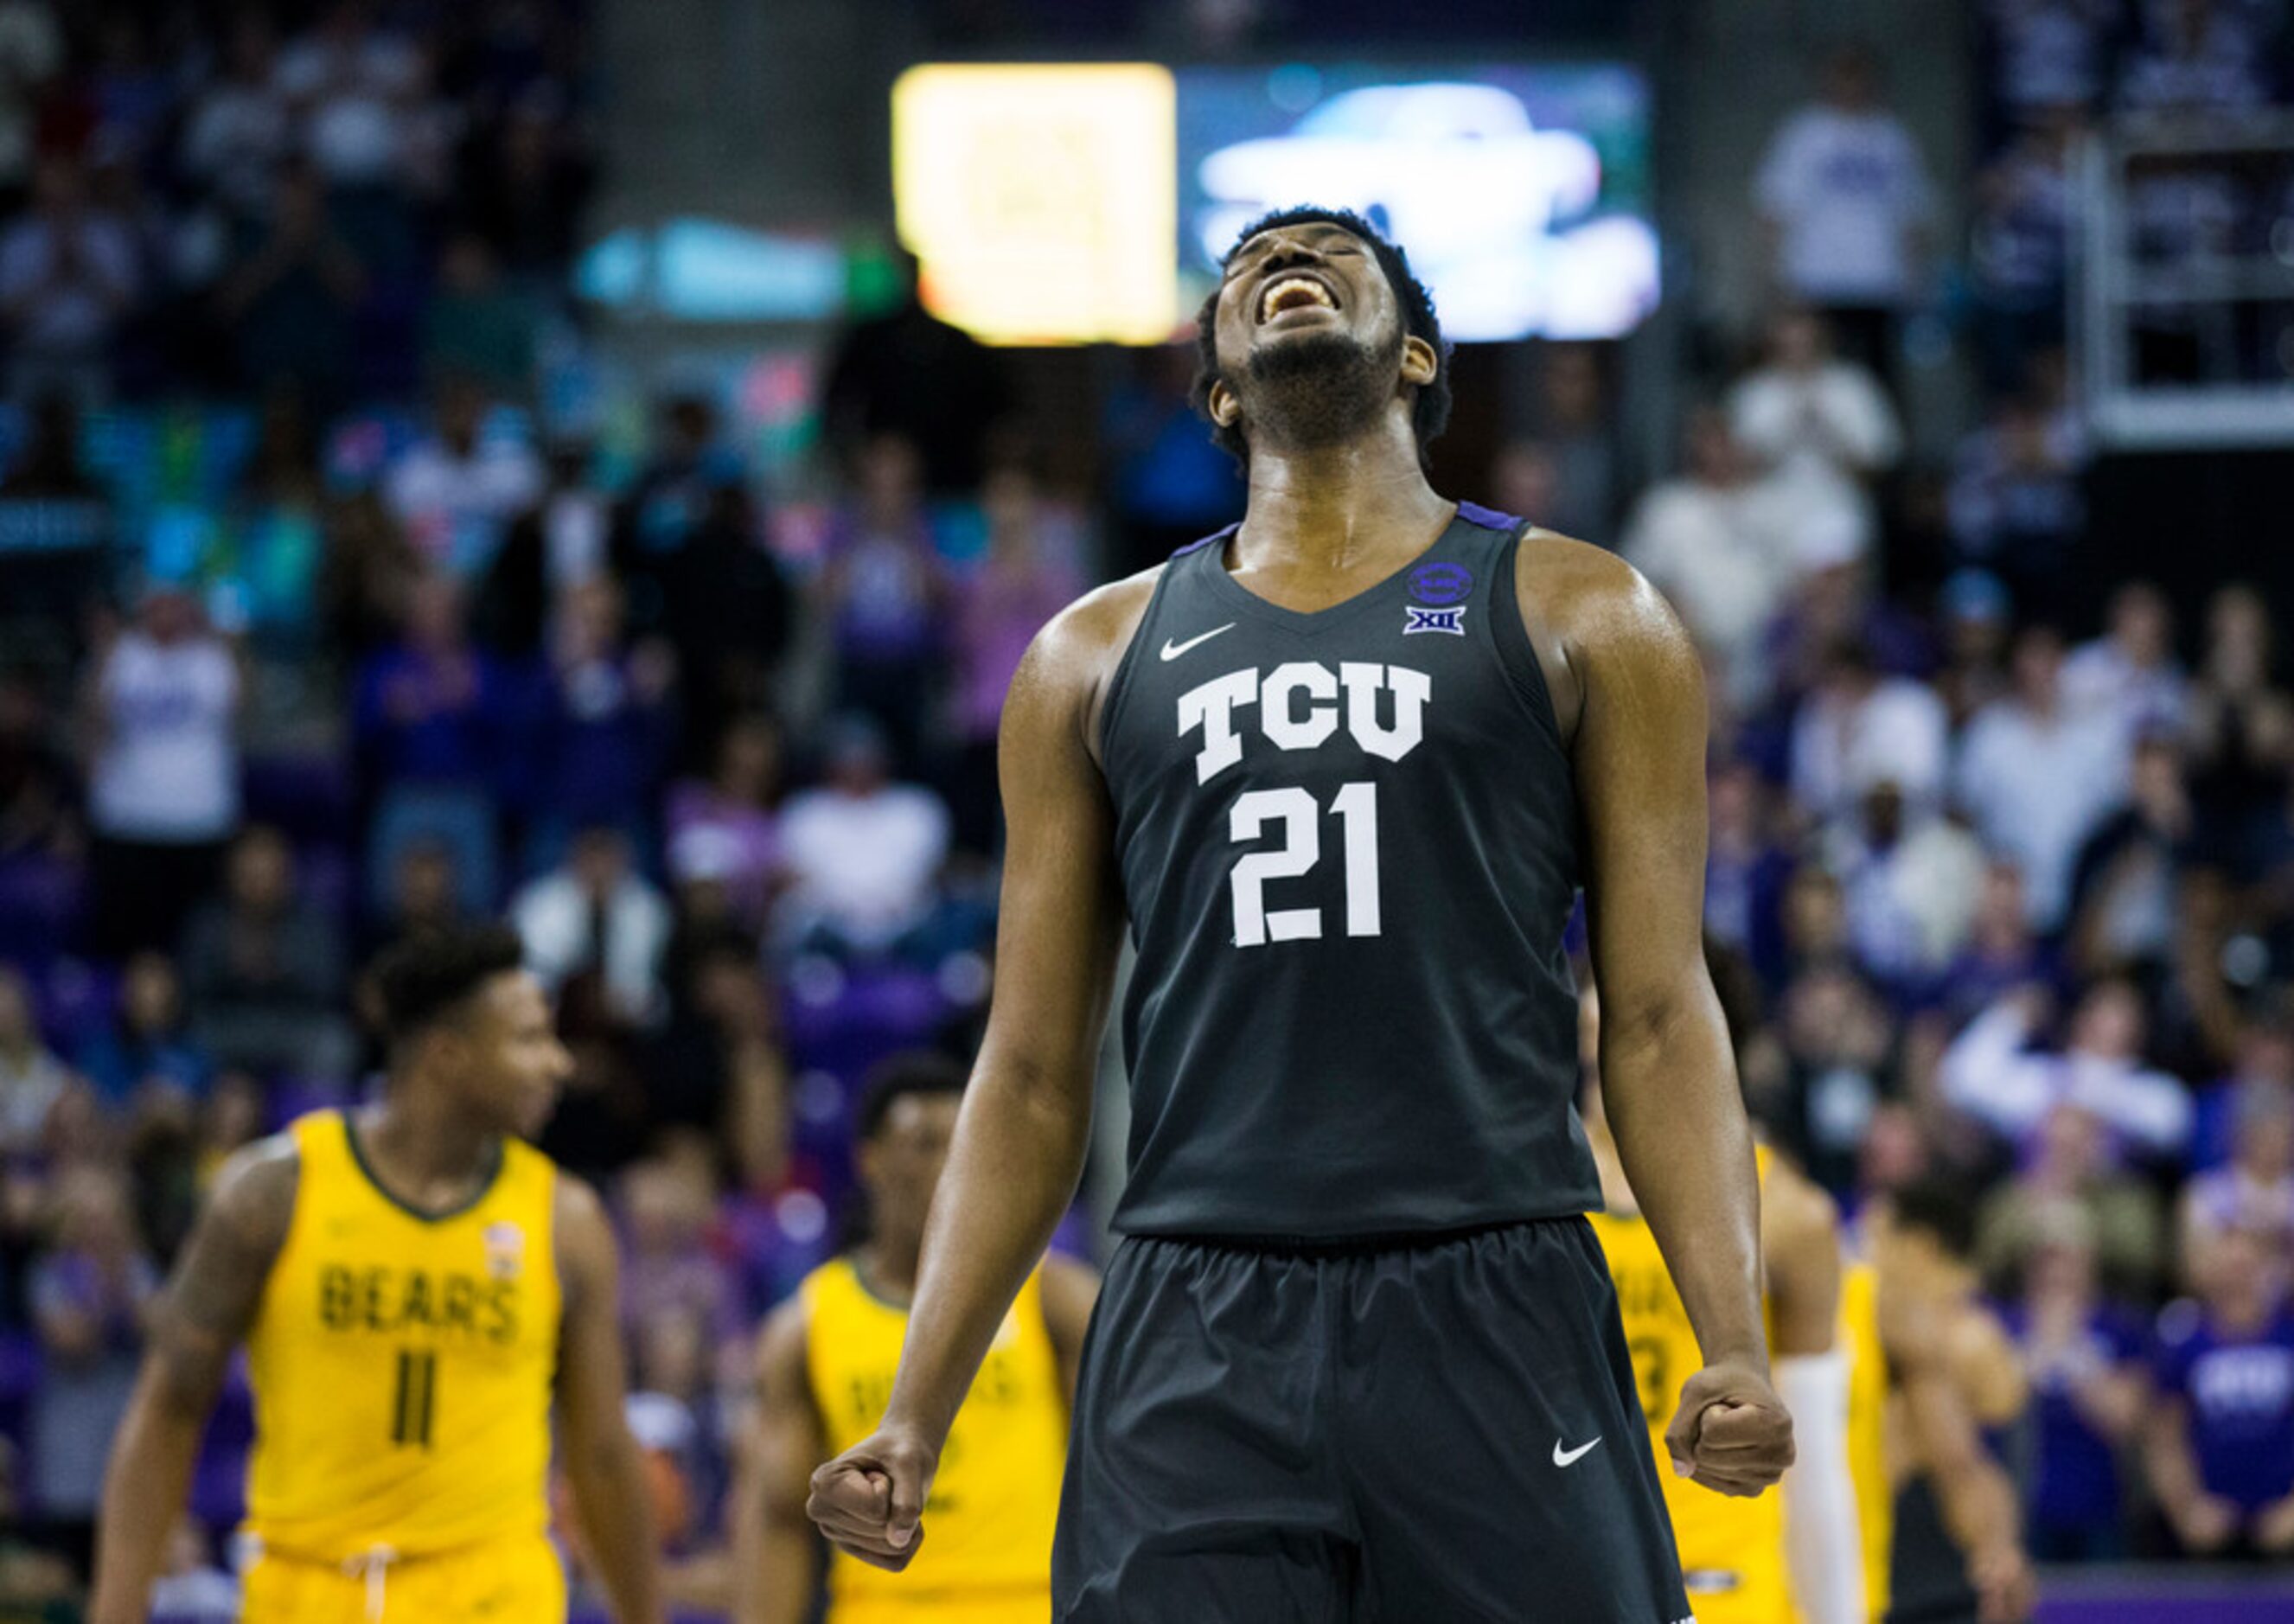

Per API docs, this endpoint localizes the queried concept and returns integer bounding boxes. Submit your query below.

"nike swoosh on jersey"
[1160,623,1237,662]
[1552,1435,1602,1467]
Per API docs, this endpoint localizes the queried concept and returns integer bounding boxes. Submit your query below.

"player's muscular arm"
[808,584,1140,1571]
[554,1175,668,1624]
[90,1138,297,1624]
[1526,538,1789,1497]
[1882,1288,2034,1623]
[734,1304,826,1624]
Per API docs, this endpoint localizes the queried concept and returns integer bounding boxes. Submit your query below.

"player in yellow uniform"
[1837,1250,1894,1621]
[735,1053,1096,1624]
[90,924,664,1624]
[1582,942,1867,1624]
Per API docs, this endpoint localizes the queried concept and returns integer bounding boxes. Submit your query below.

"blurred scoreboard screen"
[892,64,1179,346]
[893,61,1657,345]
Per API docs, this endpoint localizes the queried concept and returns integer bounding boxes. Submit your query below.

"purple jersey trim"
[1455,501,1523,533]
[1171,524,1240,559]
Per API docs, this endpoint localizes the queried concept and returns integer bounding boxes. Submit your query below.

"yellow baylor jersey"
[804,1257,1068,1617]
[244,1110,562,1563]
[1839,1255,1893,1622]
[1588,1147,1791,1624]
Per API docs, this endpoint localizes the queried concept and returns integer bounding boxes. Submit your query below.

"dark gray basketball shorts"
[1051,1218,1696,1623]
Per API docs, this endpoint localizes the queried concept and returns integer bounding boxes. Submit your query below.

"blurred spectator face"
[438,235,498,297]
[227,827,296,914]
[52,1166,135,1257]
[436,380,487,452]
[1767,308,1830,371]
[717,717,779,803]
[404,574,468,654]
[2069,979,2145,1061]
[1821,46,1880,112]
[1781,867,1848,960]
[1974,861,2029,943]
[1684,409,1743,486]
[2205,1224,2284,1320]
[2010,626,2067,708]
[2026,1226,2099,1304]
[1489,442,1560,522]
[636,1307,706,1403]
[859,1090,962,1249]
[29,155,83,217]
[823,724,891,797]
[272,163,328,238]
[2111,584,2175,667]
[621,1160,710,1256]
[2035,1102,2108,1183]
[2204,585,2272,690]
[661,398,716,462]
[139,587,201,645]
[981,464,1039,541]
[201,1071,265,1155]
[1997,401,2054,473]
[2129,734,2187,817]
[391,841,460,928]
[855,436,923,523]
[1709,760,1765,845]
[0,969,32,1052]
[559,578,624,660]
[2233,1084,2294,1180]
[120,953,181,1036]
[226,17,275,82]
[1859,783,1906,847]
[569,828,629,896]
[1540,344,1604,427]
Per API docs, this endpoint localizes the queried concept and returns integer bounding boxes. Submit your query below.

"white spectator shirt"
[87,632,241,843]
[1791,676,1952,825]
[1832,813,1989,979]
[1954,697,2129,929]
[0,1044,66,1154]
[509,870,672,1027]
[0,211,139,355]
[776,784,950,952]
[1941,998,2194,1160]
[272,29,421,184]
[2061,637,2188,742]
[182,80,292,219]
[1728,360,1904,484]
[1755,105,1935,307]
[383,436,545,579]
[1620,475,1799,702]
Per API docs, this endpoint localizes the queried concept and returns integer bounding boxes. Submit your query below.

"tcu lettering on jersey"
[1176,662,1430,785]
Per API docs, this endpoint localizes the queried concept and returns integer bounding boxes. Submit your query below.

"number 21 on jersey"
[1229,783,1380,946]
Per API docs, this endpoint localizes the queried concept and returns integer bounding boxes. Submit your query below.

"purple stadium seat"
[0,854,87,962]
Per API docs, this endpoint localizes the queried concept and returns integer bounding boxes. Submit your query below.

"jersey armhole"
[1491,524,1569,755]
[1094,556,1187,766]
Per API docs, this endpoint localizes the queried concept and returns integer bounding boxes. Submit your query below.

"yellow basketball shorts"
[240,1531,566,1622]
[1679,1559,1795,1624]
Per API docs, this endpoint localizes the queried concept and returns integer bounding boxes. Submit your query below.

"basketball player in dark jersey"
[806,207,1794,1621]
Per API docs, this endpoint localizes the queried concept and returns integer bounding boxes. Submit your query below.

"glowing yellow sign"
[893,64,1178,345]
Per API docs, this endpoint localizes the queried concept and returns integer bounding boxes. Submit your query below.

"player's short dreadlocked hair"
[369,923,527,1045]
[1190,205,1454,472]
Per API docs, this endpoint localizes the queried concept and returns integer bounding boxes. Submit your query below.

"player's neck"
[856,1238,922,1305]
[356,1092,502,1208]
[1234,429,1450,575]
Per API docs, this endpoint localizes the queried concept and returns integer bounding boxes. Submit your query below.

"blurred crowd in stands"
[0,0,2286,1614]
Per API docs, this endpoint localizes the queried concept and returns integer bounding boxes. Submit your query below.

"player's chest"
[274,1215,550,1358]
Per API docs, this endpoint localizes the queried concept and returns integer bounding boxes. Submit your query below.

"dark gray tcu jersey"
[1098,502,1601,1239]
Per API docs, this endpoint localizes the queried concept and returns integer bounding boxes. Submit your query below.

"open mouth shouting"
[1257,272,1341,325]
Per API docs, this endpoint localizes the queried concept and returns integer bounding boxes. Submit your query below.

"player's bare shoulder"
[1009,563,1166,760]
[204,1132,303,1254]
[1510,527,1697,742]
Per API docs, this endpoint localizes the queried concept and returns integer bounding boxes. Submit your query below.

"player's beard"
[1236,324,1405,455]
